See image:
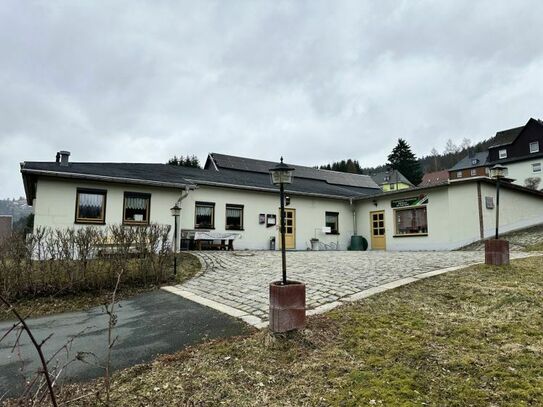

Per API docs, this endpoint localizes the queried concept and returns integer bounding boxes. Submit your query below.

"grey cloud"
[1,0,543,198]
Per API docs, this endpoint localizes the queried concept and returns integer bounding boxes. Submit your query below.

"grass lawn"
[0,253,201,321]
[49,255,543,406]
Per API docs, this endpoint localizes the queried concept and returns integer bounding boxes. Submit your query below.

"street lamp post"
[268,157,305,333]
[269,157,294,285]
[485,164,509,266]
[490,164,507,239]
[170,203,181,276]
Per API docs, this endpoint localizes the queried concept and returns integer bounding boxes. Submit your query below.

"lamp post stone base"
[485,239,510,266]
[269,281,306,333]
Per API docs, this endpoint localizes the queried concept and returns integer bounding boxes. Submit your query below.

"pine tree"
[387,138,423,185]
[167,155,201,168]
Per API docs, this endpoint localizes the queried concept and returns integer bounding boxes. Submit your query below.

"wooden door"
[370,211,386,250]
[280,208,296,249]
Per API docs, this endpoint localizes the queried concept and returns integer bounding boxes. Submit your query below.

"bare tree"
[524,177,541,190]
[0,294,58,407]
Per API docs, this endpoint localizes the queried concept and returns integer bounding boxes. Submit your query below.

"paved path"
[0,290,249,397]
[164,250,533,328]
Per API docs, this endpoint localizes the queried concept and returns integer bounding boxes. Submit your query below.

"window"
[325,212,339,234]
[471,159,479,165]
[123,192,150,225]
[456,171,462,178]
[390,183,396,190]
[225,204,243,230]
[384,175,390,182]
[395,207,428,236]
[470,169,477,176]
[533,163,541,173]
[75,188,106,224]
[530,141,540,154]
[195,202,215,229]
[499,149,507,159]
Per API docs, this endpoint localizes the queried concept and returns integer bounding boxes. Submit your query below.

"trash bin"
[310,238,320,251]
[349,235,368,251]
[269,236,276,251]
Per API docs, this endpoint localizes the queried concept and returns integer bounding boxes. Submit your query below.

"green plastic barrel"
[349,235,368,251]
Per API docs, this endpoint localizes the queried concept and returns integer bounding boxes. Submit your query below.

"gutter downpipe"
[350,197,357,236]
[173,186,191,251]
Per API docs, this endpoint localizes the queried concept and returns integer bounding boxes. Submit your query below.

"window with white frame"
[225,204,243,230]
[195,202,215,229]
[529,141,540,154]
[470,169,477,176]
[532,163,541,173]
[499,149,507,159]
[456,171,462,178]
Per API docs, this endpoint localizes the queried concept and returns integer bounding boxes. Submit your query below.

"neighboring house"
[21,150,543,251]
[419,170,449,187]
[449,151,490,180]
[449,118,543,188]
[0,216,12,242]
[371,169,413,192]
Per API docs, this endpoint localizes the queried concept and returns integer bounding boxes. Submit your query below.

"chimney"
[58,151,71,166]
[468,148,475,158]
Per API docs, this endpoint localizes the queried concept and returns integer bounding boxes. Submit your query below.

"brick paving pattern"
[175,250,529,322]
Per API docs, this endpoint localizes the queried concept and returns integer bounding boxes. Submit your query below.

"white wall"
[183,186,355,250]
[505,159,543,187]
[34,177,182,232]
[356,186,458,251]
[357,181,543,251]
[479,182,543,238]
[33,177,356,251]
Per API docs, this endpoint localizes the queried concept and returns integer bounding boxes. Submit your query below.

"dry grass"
[16,255,543,406]
[0,253,201,321]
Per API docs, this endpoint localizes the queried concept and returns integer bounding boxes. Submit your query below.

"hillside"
[0,197,33,221]
[321,129,514,178]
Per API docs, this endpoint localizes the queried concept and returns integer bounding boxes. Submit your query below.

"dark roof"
[370,170,413,186]
[488,126,524,149]
[355,176,543,202]
[419,170,449,187]
[21,159,381,204]
[206,153,378,189]
[449,151,489,171]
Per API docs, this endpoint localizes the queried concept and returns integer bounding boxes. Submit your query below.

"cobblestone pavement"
[166,250,531,325]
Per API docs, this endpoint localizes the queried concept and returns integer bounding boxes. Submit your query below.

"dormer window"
[471,159,479,165]
[384,175,390,182]
[499,149,507,159]
[529,141,539,154]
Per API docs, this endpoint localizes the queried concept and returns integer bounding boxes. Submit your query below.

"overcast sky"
[1,1,543,199]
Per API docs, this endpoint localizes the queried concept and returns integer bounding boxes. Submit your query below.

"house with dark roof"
[20,150,543,251]
[449,118,543,187]
[370,169,413,192]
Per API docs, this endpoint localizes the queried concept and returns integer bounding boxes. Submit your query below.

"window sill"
[326,232,340,235]
[393,233,428,238]
[75,220,106,225]
[123,221,150,226]
[195,227,215,230]
[226,228,244,231]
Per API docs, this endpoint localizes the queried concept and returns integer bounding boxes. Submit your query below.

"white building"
[21,151,543,251]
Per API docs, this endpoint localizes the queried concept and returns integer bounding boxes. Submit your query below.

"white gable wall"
[479,182,543,238]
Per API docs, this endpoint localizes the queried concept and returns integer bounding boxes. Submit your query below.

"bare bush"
[0,224,173,301]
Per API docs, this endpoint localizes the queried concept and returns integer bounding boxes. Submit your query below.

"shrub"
[0,224,174,300]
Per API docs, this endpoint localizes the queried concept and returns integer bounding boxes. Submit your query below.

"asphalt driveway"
[0,290,250,397]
